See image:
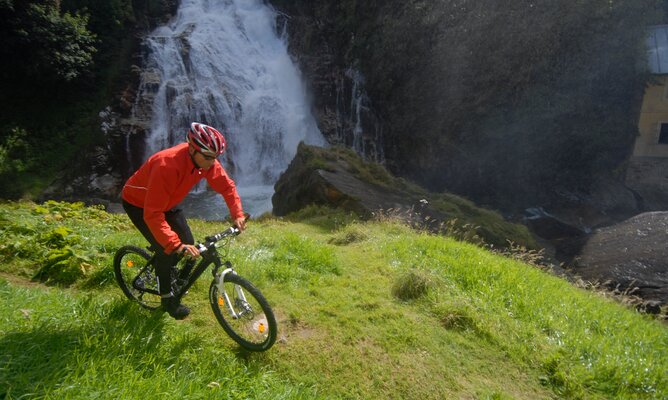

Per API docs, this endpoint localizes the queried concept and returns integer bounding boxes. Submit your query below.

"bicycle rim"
[209,274,277,351]
[113,246,161,310]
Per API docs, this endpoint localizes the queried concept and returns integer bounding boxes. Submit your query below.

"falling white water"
[348,68,365,155]
[139,0,325,218]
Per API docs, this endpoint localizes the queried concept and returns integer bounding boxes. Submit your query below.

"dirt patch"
[0,272,47,290]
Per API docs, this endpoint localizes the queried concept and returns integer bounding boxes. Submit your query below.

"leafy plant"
[33,246,93,285]
[0,201,126,285]
[0,128,38,198]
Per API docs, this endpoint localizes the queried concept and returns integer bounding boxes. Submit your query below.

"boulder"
[574,212,668,306]
[273,143,537,249]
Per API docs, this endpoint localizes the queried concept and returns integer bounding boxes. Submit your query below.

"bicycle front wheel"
[209,274,277,351]
[113,246,160,310]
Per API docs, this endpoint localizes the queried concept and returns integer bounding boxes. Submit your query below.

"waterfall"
[137,0,326,217]
[335,67,385,163]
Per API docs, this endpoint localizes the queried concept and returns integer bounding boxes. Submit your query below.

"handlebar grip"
[204,226,240,243]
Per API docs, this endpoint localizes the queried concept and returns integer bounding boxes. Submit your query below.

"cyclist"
[121,122,246,319]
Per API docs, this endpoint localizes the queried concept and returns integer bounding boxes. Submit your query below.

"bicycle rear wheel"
[209,274,277,351]
[113,246,160,310]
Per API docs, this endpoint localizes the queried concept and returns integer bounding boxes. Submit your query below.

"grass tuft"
[327,224,369,246]
[392,268,432,301]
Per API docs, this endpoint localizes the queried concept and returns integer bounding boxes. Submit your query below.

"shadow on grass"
[0,297,275,398]
[0,326,79,398]
[0,300,169,398]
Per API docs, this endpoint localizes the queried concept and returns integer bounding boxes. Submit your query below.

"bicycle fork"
[215,265,249,320]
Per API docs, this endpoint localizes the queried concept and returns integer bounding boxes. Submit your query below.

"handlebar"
[205,226,240,243]
[196,226,241,253]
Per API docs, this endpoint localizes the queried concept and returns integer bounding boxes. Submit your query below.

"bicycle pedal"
[133,278,145,290]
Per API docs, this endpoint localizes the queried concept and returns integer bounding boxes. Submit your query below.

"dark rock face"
[41,2,178,205]
[625,157,668,211]
[270,0,653,217]
[273,4,384,163]
[523,176,641,261]
[574,212,668,306]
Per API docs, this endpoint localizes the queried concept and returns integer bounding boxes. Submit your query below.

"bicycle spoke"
[209,274,276,351]
[114,246,160,310]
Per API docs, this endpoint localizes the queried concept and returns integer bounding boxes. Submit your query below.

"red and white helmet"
[187,122,226,157]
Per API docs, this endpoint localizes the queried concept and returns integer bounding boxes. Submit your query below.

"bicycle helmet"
[187,122,226,157]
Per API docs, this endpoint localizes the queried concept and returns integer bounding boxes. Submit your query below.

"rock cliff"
[270,0,654,215]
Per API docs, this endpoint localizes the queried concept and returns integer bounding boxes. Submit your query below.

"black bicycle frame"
[131,228,239,299]
[172,245,223,300]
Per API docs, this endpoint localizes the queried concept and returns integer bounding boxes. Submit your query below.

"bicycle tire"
[113,245,161,310]
[209,274,277,351]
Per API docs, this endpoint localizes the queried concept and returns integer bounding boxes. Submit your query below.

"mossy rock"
[273,143,537,249]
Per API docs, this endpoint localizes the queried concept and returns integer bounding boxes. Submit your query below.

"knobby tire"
[113,245,160,310]
[209,274,277,352]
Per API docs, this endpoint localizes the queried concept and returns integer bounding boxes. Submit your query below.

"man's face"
[190,147,217,170]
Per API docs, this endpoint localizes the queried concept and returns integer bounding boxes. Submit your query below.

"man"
[121,122,246,319]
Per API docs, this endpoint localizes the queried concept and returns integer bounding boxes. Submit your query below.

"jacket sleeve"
[207,163,245,220]
[143,162,182,254]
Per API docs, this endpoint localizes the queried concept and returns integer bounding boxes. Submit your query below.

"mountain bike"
[113,226,277,352]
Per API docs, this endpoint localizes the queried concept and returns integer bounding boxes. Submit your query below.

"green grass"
[1,201,667,399]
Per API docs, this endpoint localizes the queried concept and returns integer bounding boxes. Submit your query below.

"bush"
[0,1,96,83]
[0,128,37,198]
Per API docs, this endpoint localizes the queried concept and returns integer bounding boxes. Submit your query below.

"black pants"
[122,200,194,295]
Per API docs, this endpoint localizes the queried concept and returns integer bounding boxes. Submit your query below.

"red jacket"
[122,143,244,254]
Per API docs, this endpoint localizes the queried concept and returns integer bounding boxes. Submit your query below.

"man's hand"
[177,244,200,259]
[234,217,246,232]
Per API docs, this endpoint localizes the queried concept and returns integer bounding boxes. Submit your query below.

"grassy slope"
[1,201,667,399]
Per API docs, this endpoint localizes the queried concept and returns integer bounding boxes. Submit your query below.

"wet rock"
[573,212,668,306]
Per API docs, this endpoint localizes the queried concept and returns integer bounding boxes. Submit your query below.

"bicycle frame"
[172,227,242,302]
[173,244,223,300]
[189,248,250,320]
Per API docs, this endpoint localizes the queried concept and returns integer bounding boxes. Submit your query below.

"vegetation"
[1,200,667,399]
[0,0,172,199]
[0,1,97,84]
